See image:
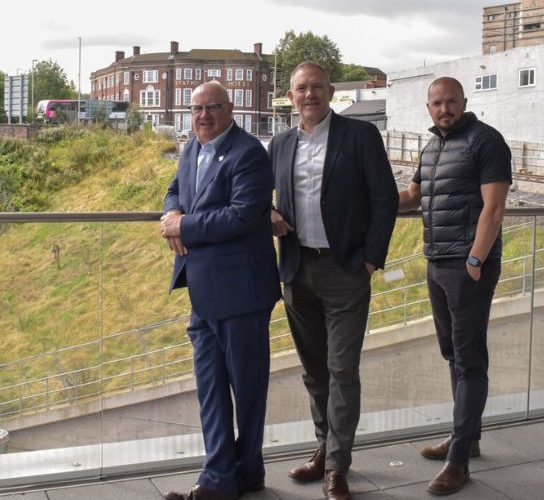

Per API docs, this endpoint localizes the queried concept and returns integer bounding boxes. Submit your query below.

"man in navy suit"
[160,81,281,500]
[269,62,398,500]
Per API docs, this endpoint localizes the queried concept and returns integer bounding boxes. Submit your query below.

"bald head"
[192,81,230,103]
[426,77,467,136]
[428,77,465,100]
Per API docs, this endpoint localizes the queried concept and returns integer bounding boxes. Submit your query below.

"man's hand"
[466,262,481,282]
[364,262,376,275]
[160,211,188,256]
[271,209,294,237]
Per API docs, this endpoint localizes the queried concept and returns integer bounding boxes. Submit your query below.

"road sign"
[3,74,29,123]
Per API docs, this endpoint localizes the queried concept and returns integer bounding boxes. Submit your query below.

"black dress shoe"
[237,477,265,497]
[288,448,326,482]
[187,484,237,500]
[164,492,184,500]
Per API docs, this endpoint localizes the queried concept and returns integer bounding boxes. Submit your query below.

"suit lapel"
[321,112,345,196]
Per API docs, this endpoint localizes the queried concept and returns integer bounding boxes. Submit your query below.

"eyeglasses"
[188,103,228,114]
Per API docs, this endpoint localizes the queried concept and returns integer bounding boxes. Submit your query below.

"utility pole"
[272,53,277,135]
[77,36,82,125]
[31,59,37,122]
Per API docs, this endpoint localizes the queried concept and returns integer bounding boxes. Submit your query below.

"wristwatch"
[466,255,482,267]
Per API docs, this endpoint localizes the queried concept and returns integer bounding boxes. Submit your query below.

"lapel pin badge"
[218,155,225,162]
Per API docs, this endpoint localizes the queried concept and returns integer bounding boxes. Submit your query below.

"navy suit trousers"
[188,308,272,496]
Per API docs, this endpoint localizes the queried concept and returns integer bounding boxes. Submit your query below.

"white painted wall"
[386,45,543,142]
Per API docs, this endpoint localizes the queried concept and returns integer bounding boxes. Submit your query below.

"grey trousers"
[284,249,371,472]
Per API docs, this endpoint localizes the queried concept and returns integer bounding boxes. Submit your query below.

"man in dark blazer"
[161,81,281,500]
[269,62,398,500]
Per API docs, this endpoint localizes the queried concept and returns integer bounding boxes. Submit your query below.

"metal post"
[31,59,37,122]
[77,37,82,125]
[130,358,134,390]
[522,255,527,294]
[403,287,408,325]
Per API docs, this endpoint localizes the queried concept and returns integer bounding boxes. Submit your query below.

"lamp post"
[31,59,37,122]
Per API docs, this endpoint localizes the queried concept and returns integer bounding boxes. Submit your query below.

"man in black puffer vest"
[399,77,511,496]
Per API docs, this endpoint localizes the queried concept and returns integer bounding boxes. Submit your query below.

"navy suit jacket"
[164,123,281,320]
[269,112,399,284]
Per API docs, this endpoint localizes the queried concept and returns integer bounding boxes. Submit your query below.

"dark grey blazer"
[269,112,399,284]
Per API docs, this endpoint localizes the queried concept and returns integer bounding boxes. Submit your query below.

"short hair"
[289,61,331,89]
[427,77,465,100]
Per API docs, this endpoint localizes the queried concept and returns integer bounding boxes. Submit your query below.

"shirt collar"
[199,120,234,151]
[297,110,333,138]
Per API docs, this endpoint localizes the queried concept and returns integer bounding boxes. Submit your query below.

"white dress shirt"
[293,111,332,248]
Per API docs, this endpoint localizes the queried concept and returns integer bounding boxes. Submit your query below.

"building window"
[184,68,193,80]
[235,68,244,81]
[227,89,233,102]
[234,89,244,107]
[487,14,496,21]
[208,69,221,78]
[246,69,253,81]
[267,116,274,133]
[124,71,130,85]
[227,68,233,81]
[268,92,274,109]
[176,68,182,80]
[123,89,130,102]
[143,70,158,83]
[175,113,182,132]
[519,68,535,87]
[195,68,202,80]
[475,74,497,91]
[523,23,542,31]
[245,90,252,107]
[244,115,252,133]
[140,88,160,107]
[183,113,192,132]
[490,45,497,54]
[175,88,182,106]
[234,114,243,127]
[183,88,192,105]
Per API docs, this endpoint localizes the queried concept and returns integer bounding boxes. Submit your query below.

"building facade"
[483,0,544,54]
[386,44,542,143]
[90,42,275,136]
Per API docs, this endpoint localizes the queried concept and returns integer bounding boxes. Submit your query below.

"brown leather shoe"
[427,461,469,496]
[288,448,326,482]
[420,437,480,460]
[323,471,351,500]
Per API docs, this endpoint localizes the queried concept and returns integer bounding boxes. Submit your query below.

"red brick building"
[90,41,275,136]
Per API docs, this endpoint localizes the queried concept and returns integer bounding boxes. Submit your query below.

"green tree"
[32,60,77,105]
[274,30,342,96]
[126,103,144,134]
[0,70,6,123]
[338,63,370,83]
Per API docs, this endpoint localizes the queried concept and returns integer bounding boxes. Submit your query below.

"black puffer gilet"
[419,113,501,260]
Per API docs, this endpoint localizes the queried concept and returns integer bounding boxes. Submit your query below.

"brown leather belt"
[301,246,332,256]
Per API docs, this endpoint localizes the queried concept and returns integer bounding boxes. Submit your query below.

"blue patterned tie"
[196,143,215,191]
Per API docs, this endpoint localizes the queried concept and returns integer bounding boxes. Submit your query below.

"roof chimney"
[254,42,263,57]
[133,46,140,56]
[115,50,125,62]
[170,41,179,55]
